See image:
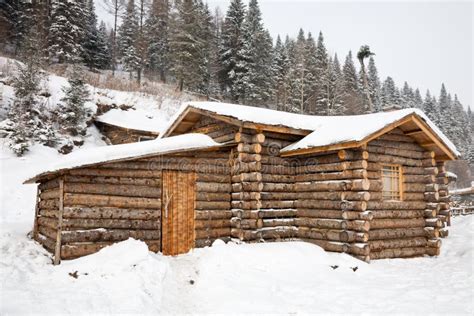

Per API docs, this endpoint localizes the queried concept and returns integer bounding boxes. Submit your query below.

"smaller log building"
[25,102,460,264]
[94,109,162,144]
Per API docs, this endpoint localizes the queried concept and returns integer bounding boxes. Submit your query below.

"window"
[382,164,403,201]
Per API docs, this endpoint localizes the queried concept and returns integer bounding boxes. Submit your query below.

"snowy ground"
[1,142,473,315]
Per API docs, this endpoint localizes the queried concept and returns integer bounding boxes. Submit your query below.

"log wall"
[230,129,299,243]
[33,151,232,262]
[365,129,445,259]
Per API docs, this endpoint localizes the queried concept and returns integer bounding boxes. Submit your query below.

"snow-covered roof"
[24,134,222,183]
[161,102,460,158]
[95,109,165,133]
[280,108,460,157]
[160,102,319,136]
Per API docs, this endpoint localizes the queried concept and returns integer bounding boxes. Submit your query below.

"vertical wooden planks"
[53,178,64,265]
[161,170,196,255]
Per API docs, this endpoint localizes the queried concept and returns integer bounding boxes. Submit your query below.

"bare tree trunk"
[359,60,373,113]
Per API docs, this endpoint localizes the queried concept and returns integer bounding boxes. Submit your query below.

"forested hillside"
[0,0,472,162]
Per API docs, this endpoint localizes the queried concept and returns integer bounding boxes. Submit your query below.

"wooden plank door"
[161,170,196,255]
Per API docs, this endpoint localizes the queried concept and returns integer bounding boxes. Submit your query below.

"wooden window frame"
[381,164,404,201]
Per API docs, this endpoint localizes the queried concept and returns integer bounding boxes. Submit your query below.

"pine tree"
[7,26,47,156]
[401,81,415,108]
[49,0,86,63]
[97,21,112,69]
[367,56,381,111]
[219,0,247,102]
[437,84,457,142]
[82,0,102,69]
[171,0,211,94]
[451,95,470,156]
[327,54,345,115]
[118,0,140,77]
[59,65,91,136]
[285,29,307,112]
[195,0,214,95]
[208,7,223,98]
[272,35,289,111]
[313,31,329,114]
[422,90,439,124]
[240,0,273,106]
[413,88,423,109]
[341,51,363,114]
[146,0,170,82]
[380,76,400,109]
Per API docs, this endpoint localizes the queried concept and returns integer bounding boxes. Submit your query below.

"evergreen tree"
[82,0,103,69]
[327,54,345,115]
[380,76,400,109]
[313,31,329,114]
[367,56,381,111]
[451,95,470,156]
[208,7,223,98]
[170,0,213,93]
[146,0,170,82]
[118,0,140,77]
[341,51,363,114]
[286,29,307,112]
[437,84,457,142]
[58,65,91,136]
[422,90,439,124]
[49,0,86,63]
[240,0,273,106]
[7,27,49,155]
[195,1,214,94]
[401,81,415,108]
[272,35,289,111]
[413,88,423,109]
[219,0,247,102]
[97,21,112,69]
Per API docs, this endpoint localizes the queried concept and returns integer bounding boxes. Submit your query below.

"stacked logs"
[365,129,442,259]
[435,162,454,236]
[193,151,232,247]
[34,178,61,255]
[253,133,298,241]
[190,116,239,143]
[230,131,266,241]
[294,148,371,260]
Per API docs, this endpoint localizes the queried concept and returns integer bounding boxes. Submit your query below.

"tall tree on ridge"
[49,0,86,63]
[146,0,170,82]
[357,45,375,112]
[240,0,273,106]
[422,90,438,124]
[219,0,247,102]
[273,35,289,111]
[327,54,345,115]
[313,31,329,114]
[367,56,381,111]
[342,51,363,114]
[118,0,140,79]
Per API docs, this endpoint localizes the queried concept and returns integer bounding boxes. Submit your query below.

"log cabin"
[24,102,460,264]
[94,109,161,144]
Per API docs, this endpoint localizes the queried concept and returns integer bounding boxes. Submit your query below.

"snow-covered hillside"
[1,139,473,314]
[0,56,192,121]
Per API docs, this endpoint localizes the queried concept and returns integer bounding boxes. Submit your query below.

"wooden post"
[32,185,41,241]
[54,178,64,265]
